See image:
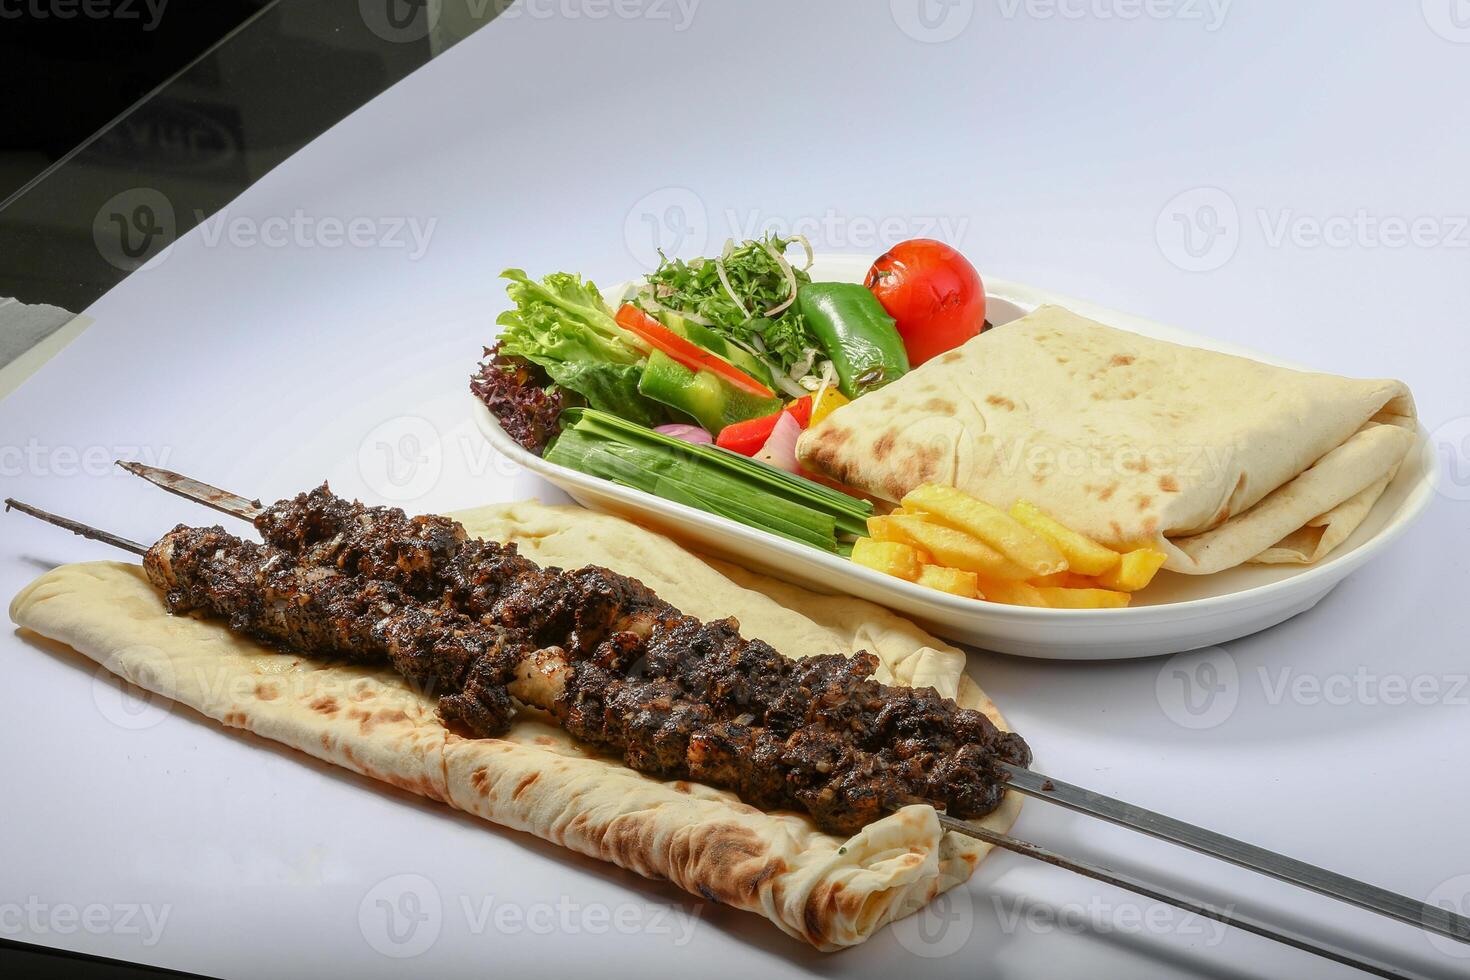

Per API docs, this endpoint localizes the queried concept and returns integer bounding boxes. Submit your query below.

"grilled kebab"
[143,487,1030,835]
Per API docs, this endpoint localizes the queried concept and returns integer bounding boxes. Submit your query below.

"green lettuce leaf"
[496,269,643,368]
[541,360,669,429]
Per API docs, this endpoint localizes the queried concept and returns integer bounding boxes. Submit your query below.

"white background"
[3,1,1469,977]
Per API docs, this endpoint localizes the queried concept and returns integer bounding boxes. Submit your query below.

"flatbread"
[8,500,1020,951]
[1250,467,1397,565]
[798,305,1417,575]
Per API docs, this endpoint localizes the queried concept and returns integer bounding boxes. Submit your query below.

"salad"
[472,236,989,553]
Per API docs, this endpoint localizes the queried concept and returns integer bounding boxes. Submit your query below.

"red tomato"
[864,239,986,366]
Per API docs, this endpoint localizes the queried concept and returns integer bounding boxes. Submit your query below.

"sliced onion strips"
[770,374,811,399]
[787,347,817,380]
[790,233,814,272]
[715,239,751,320]
[719,334,805,396]
[760,238,800,317]
[636,288,715,326]
[753,411,802,473]
[802,360,837,396]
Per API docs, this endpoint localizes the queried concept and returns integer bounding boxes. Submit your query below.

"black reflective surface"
[0,0,508,312]
[0,0,270,203]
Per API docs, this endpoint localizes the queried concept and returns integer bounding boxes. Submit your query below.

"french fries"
[865,515,902,541]
[901,484,1067,577]
[850,484,1169,608]
[917,565,980,598]
[1028,571,1100,589]
[873,515,1031,580]
[972,577,1048,607]
[1034,586,1131,609]
[1009,500,1121,577]
[1095,547,1169,592]
[851,538,923,582]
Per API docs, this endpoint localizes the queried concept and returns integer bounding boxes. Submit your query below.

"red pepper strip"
[786,394,813,428]
[615,304,775,399]
[715,410,782,455]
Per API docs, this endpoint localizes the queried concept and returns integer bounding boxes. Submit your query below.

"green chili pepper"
[797,283,909,398]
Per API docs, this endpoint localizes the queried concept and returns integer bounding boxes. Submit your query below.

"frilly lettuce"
[497,269,642,365]
[496,269,669,427]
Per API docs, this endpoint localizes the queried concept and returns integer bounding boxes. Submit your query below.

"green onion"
[544,408,872,552]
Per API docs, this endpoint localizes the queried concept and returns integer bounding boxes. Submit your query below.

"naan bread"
[798,305,1417,575]
[8,501,1020,951]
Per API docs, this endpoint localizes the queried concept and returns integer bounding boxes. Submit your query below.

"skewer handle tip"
[4,498,150,556]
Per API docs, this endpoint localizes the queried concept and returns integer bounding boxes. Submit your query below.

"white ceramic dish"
[472,255,1435,659]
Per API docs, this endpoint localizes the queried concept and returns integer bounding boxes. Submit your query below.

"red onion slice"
[653,423,713,445]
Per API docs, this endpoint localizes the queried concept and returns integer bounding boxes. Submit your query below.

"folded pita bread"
[797,305,1417,575]
[8,500,1020,951]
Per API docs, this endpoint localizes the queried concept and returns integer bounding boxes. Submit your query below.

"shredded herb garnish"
[637,235,821,384]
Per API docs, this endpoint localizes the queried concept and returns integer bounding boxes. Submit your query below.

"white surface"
[2,3,1468,979]
[475,255,1438,659]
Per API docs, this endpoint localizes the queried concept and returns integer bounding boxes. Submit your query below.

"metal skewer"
[110,463,1470,946]
[114,462,263,521]
[12,476,1470,978]
[5,498,148,556]
[938,817,1419,980]
[997,765,1469,944]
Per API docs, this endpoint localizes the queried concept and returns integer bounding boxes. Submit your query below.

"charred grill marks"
[145,524,523,735]
[149,486,1030,835]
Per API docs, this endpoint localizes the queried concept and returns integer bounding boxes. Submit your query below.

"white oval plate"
[472,255,1435,659]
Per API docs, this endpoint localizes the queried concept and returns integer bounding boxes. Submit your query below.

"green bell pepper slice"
[797,282,909,398]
